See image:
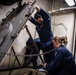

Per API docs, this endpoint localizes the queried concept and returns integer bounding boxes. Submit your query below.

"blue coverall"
[29,8,54,63]
[46,45,76,75]
[24,38,41,68]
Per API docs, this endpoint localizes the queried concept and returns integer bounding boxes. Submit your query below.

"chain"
[0,48,56,57]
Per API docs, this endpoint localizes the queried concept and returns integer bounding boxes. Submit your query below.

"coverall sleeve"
[37,8,50,21]
[29,16,37,26]
[46,50,63,71]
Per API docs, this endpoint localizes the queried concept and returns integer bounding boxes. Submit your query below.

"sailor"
[43,36,76,75]
[24,38,40,68]
[29,5,54,63]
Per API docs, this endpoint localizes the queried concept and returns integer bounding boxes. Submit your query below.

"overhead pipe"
[48,6,76,15]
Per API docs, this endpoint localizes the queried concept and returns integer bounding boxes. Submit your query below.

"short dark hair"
[34,13,42,19]
[26,38,33,46]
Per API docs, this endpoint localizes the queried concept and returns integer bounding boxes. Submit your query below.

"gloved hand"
[34,5,40,12]
[43,63,47,68]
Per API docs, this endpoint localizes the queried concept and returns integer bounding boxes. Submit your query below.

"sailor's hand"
[43,63,47,68]
[35,5,40,12]
[28,0,33,4]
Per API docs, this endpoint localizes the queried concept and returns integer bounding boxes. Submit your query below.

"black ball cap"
[34,13,42,19]
[26,38,33,46]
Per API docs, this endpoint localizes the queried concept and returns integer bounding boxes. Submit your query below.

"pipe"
[72,10,76,56]
[48,6,76,15]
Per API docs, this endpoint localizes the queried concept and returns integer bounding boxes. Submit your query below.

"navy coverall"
[24,38,41,68]
[46,45,75,75]
[29,8,54,63]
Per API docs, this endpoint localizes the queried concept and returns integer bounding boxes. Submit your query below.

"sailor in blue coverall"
[24,38,41,68]
[43,36,76,75]
[23,38,41,69]
[29,5,54,63]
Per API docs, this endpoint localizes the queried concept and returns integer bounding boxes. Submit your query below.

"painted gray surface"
[0,3,34,65]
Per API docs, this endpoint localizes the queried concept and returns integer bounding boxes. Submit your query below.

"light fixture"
[65,0,75,6]
[75,0,76,2]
